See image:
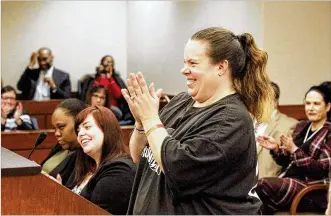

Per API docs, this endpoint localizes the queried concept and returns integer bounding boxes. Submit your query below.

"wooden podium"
[1,147,109,215]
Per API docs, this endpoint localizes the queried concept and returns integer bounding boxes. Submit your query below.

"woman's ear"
[217,60,229,76]
[326,102,331,112]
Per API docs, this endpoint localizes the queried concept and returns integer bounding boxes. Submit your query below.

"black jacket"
[112,72,134,123]
[17,67,71,100]
[65,157,136,214]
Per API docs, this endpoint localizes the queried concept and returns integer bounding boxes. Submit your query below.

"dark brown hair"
[85,84,110,108]
[100,55,118,76]
[1,85,17,98]
[191,27,273,123]
[56,98,88,118]
[73,106,129,186]
[271,82,280,100]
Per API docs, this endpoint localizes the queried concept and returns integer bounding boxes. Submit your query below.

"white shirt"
[33,66,54,101]
[254,109,277,138]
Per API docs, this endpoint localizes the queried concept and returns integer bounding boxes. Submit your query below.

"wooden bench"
[1,126,134,164]
[21,100,62,129]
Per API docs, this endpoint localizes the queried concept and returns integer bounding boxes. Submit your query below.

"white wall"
[1,1,127,91]
[127,1,264,93]
[264,1,331,104]
[2,1,330,105]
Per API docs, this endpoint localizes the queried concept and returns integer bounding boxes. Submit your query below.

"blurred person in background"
[1,85,34,131]
[17,47,71,100]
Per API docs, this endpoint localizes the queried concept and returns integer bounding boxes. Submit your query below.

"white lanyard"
[303,123,323,143]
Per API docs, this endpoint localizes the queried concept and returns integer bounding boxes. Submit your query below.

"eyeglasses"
[92,94,106,100]
[1,96,16,101]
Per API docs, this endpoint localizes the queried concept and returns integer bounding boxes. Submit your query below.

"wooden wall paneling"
[278,105,306,121]
[1,148,109,215]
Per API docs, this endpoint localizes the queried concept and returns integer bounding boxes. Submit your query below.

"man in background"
[17,47,71,100]
[256,82,298,178]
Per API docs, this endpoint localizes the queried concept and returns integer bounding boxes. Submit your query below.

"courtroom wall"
[264,1,331,104]
[1,1,127,91]
[1,1,330,105]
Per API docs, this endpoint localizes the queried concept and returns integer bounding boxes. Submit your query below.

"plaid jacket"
[272,120,331,183]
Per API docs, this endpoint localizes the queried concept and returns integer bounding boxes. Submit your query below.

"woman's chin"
[83,148,92,155]
[187,89,196,97]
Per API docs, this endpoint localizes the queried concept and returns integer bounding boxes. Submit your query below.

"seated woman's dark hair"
[99,55,119,76]
[56,98,88,117]
[85,85,110,108]
[305,85,331,104]
[305,84,331,121]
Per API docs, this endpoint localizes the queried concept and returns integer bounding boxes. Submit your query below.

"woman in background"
[85,84,122,120]
[94,55,133,125]
[41,99,87,179]
[256,84,331,214]
[86,84,110,108]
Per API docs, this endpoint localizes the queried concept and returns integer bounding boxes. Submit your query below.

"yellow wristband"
[145,124,164,137]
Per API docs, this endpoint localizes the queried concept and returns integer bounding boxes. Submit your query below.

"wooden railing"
[20,97,307,130]
[1,126,134,164]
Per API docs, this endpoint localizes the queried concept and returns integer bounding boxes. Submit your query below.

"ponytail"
[191,27,274,123]
[233,33,274,124]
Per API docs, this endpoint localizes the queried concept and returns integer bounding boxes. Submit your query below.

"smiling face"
[304,90,330,124]
[77,114,104,161]
[38,49,53,71]
[52,108,79,150]
[182,40,222,103]
[1,90,17,111]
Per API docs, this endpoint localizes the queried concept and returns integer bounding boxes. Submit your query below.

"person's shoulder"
[221,94,250,118]
[170,92,191,102]
[325,121,331,130]
[25,67,39,72]
[102,157,136,172]
[23,67,39,75]
[113,71,121,77]
[53,68,70,77]
[162,92,191,109]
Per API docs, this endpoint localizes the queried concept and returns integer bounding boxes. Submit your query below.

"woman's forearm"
[129,127,148,164]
